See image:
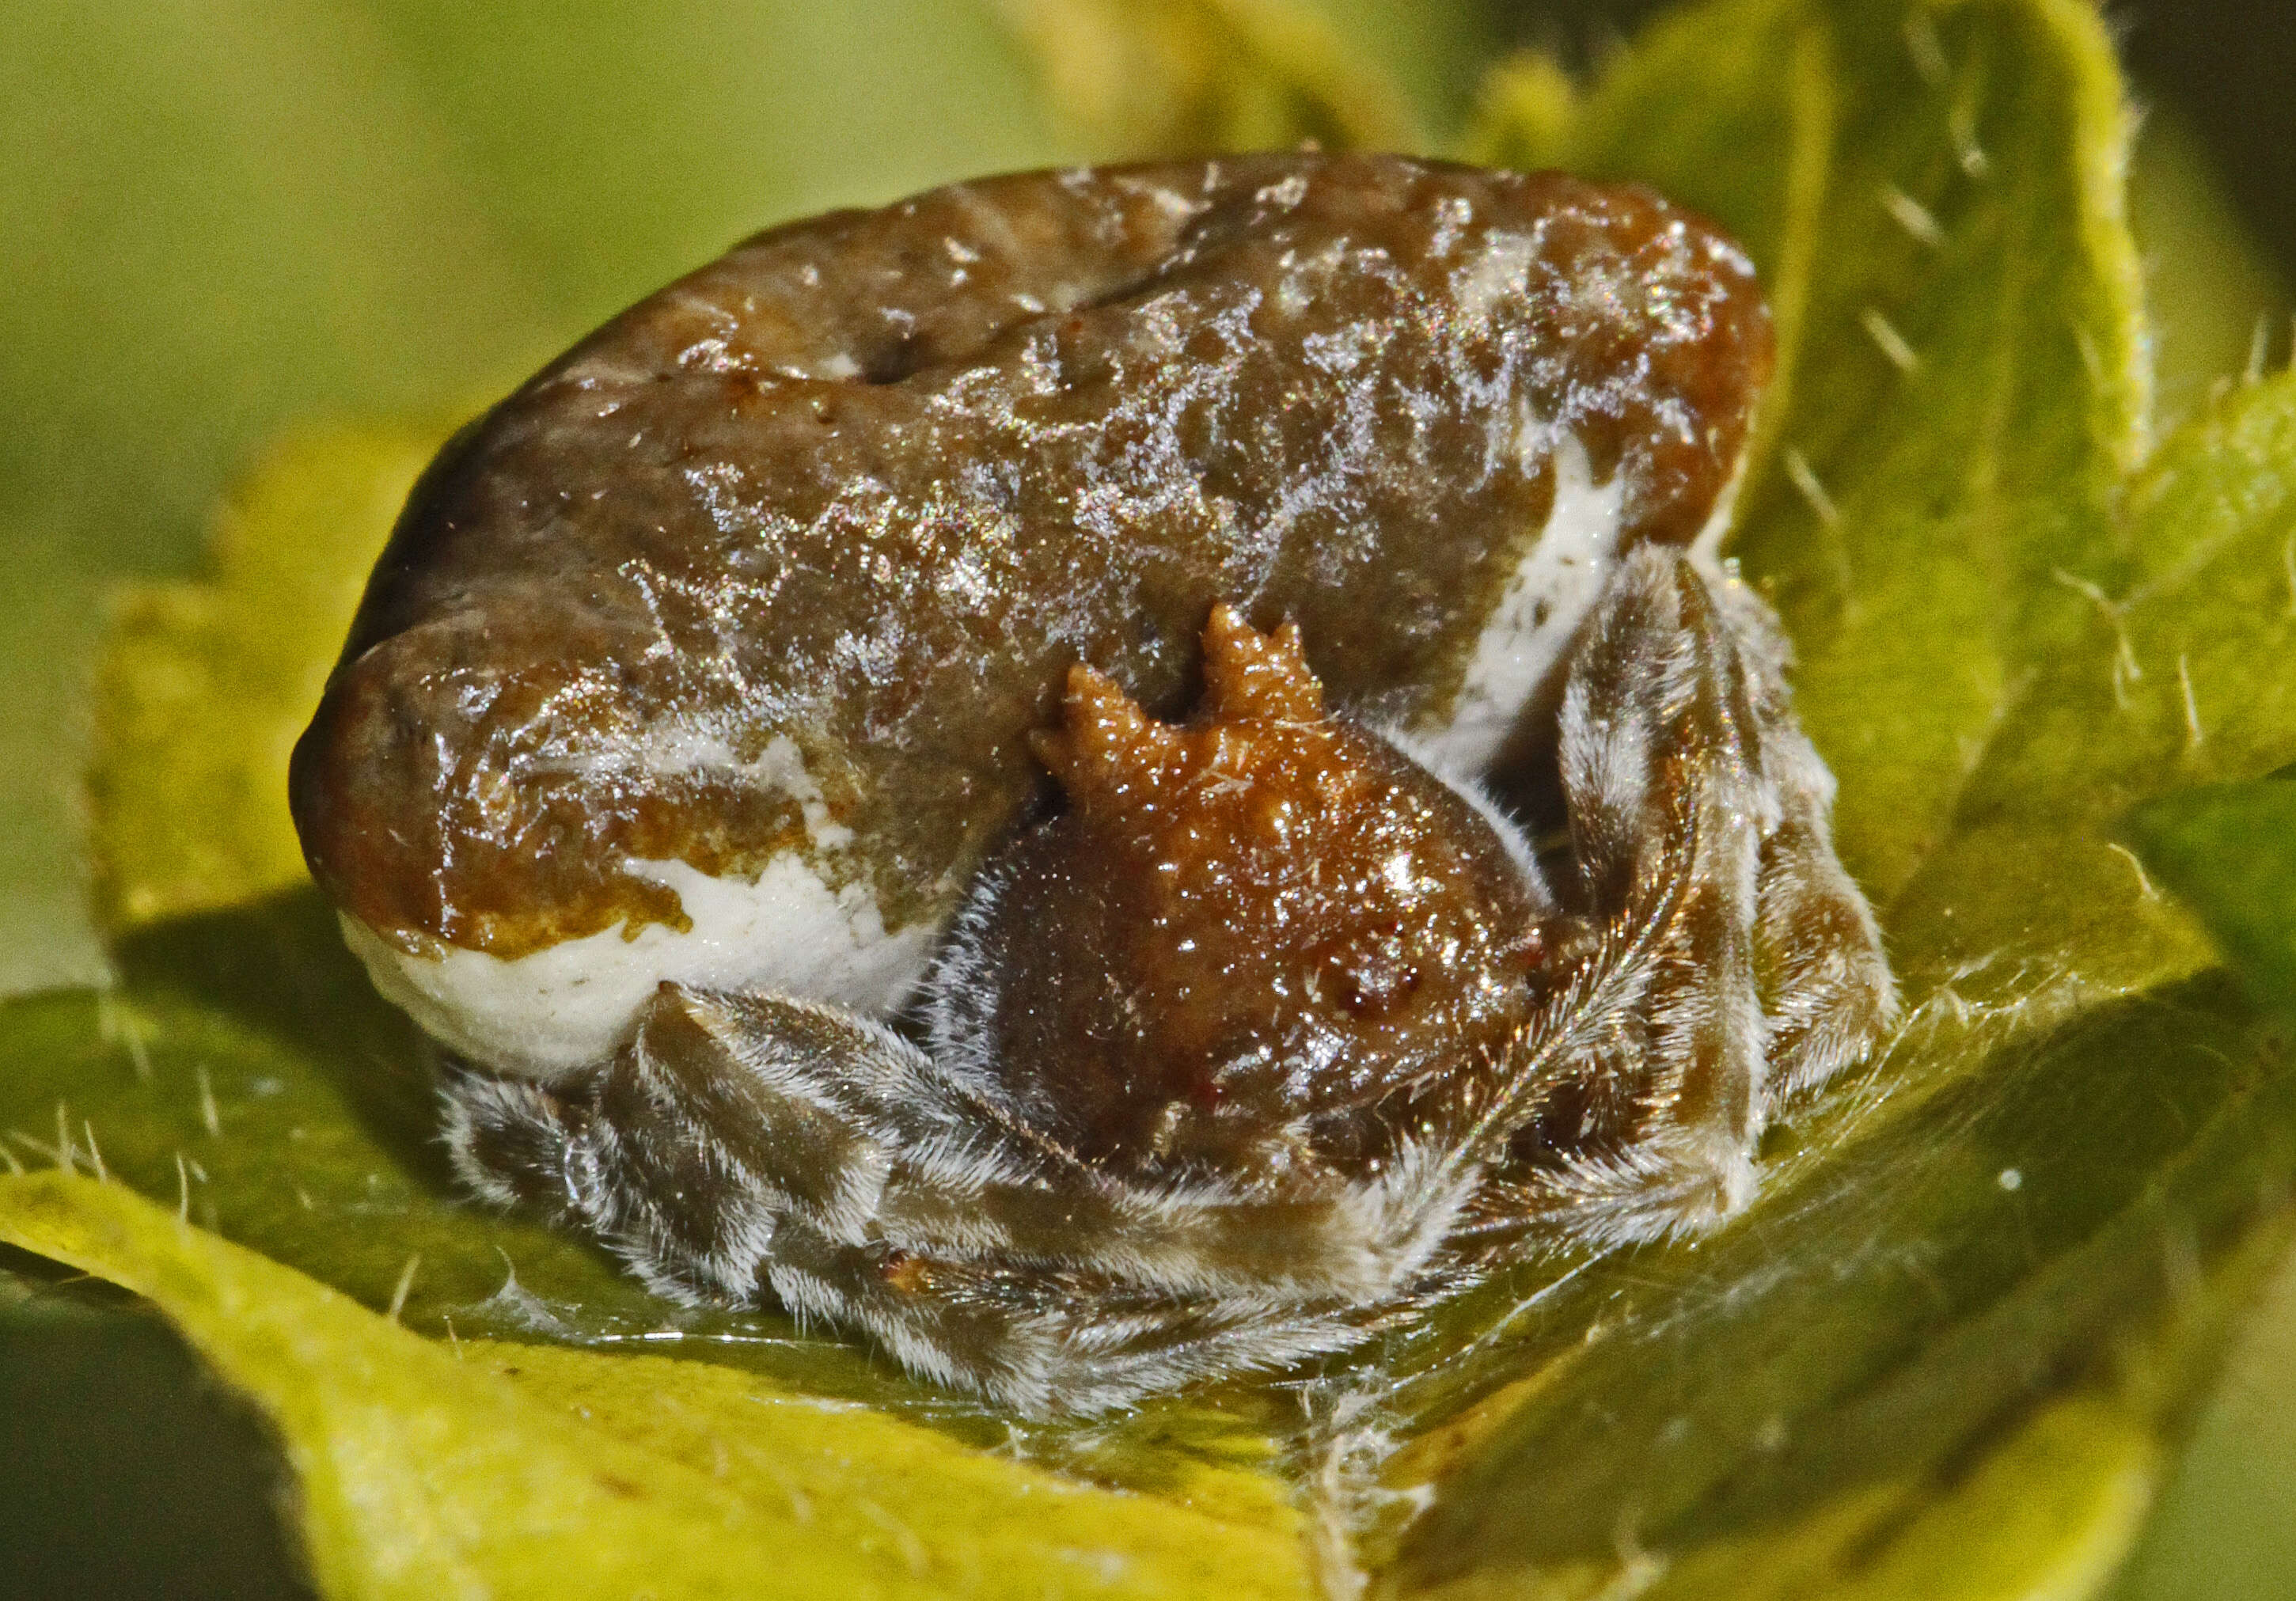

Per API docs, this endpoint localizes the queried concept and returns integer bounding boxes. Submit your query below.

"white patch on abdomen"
[346,729,924,1079]
[1421,432,1630,773]
[345,853,935,1080]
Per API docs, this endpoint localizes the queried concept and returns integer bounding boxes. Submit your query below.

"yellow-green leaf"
[89,427,444,931]
[0,1170,1312,1600]
[1895,369,2296,994]
[1742,0,2150,898]
[2127,776,2296,1023]
[992,0,1431,155]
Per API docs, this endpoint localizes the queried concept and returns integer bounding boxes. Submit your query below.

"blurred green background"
[1,1,2289,1595]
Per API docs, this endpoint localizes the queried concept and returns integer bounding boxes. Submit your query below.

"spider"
[444,582,1890,1414]
[290,152,1896,1414]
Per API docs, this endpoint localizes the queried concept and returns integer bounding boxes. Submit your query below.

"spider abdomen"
[288,153,1771,1079]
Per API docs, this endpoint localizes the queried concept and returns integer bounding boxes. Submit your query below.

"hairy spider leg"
[444,978,1479,1290]
[442,1038,1373,1413]
[1459,548,1893,1251]
[1562,548,1769,1241]
[1710,575,1900,1099]
[440,987,1441,1411]
[755,1212,1384,1415]
[439,995,908,1303]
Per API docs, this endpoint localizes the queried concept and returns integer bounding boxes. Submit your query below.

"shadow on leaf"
[111,886,445,1187]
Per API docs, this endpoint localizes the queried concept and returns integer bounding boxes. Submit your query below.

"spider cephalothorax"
[291,153,1895,1414]
[935,605,1553,1184]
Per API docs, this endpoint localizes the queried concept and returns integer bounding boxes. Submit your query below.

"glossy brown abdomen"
[288,153,1768,1073]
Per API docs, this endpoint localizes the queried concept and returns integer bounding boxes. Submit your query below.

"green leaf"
[0,1170,1313,1600]
[1893,370,2296,993]
[2127,779,2296,1021]
[991,0,1435,155]
[1749,0,2148,901]
[1358,966,2296,1596]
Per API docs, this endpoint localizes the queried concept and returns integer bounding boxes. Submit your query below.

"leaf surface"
[9,0,2296,1597]
[0,1171,1312,1601]
[2127,777,2296,1021]
[990,0,1473,157]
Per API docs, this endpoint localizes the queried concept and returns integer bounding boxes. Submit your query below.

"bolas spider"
[290,152,1896,1414]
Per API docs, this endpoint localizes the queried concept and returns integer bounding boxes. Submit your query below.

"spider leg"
[619,986,1467,1299]
[441,985,913,1303]
[442,981,1458,1400]
[1710,575,1899,1098]
[1539,544,1767,1241]
[873,1135,1463,1303]
[1491,544,1889,1247]
[761,1214,1381,1416]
